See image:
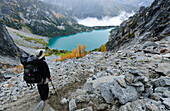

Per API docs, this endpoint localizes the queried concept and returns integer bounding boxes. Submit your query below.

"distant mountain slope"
[0,0,91,37]
[41,0,154,19]
[106,0,170,51]
[117,0,154,7]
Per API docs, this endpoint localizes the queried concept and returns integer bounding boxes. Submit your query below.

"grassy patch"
[55,52,71,56]
[16,33,48,46]
[15,40,43,49]
[24,24,33,33]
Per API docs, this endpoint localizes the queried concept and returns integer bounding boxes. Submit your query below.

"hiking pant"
[37,83,49,100]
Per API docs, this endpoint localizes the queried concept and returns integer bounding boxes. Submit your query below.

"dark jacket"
[37,58,51,80]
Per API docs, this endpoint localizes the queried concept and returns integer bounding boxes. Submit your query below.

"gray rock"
[118,102,132,111]
[100,83,114,104]
[83,82,93,94]
[96,72,103,78]
[158,105,166,111]
[150,77,170,87]
[92,75,97,80]
[106,69,114,75]
[11,96,17,102]
[97,104,108,111]
[12,87,21,95]
[155,63,170,76]
[143,49,159,54]
[60,98,68,104]
[116,77,126,88]
[133,76,145,83]
[33,100,45,111]
[162,98,170,110]
[162,90,170,98]
[84,76,115,94]
[131,82,143,87]
[0,92,5,97]
[155,87,169,93]
[112,69,121,76]
[125,74,134,84]
[142,87,153,98]
[0,105,4,111]
[111,81,139,104]
[150,93,161,101]
[143,77,148,83]
[146,103,159,111]
[49,107,55,111]
[75,95,86,103]
[142,41,158,49]
[163,53,170,59]
[87,69,95,73]
[136,85,145,92]
[69,98,77,111]
[111,105,118,111]
[118,100,147,111]
[75,107,93,111]
[3,73,14,79]
[127,69,142,76]
[131,82,145,92]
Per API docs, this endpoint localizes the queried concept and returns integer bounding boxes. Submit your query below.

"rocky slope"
[41,0,153,19]
[106,0,170,51]
[0,0,92,37]
[6,26,49,55]
[0,36,169,110]
[0,0,169,111]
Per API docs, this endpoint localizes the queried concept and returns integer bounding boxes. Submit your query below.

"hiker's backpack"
[20,53,42,83]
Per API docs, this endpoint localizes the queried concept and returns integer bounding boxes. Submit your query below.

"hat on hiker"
[35,49,46,59]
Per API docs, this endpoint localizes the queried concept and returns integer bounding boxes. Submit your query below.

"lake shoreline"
[48,27,116,51]
[51,25,116,38]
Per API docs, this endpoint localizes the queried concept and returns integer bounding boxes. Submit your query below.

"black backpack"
[20,53,42,83]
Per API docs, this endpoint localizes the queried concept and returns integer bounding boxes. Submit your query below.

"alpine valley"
[0,0,170,111]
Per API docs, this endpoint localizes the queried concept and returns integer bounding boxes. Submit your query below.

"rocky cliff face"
[106,0,170,51]
[0,23,21,59]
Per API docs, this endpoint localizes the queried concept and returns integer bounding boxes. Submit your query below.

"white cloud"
[77,11,135,26]
[139,2,144,6]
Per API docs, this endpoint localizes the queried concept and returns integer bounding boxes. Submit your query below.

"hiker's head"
[35,49,46,59]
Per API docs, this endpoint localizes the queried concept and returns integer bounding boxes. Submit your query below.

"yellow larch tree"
[101,44,106,52]
[55,44,91,62]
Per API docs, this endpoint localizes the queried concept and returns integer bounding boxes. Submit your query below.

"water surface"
[48,28,113,51]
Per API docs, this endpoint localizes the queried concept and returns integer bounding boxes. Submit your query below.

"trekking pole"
[50,80,58,96]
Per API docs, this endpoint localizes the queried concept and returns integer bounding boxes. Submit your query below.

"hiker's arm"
[40,61,51,80]
[44,62,51,79]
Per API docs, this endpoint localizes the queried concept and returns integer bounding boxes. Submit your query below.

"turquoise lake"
[48,28,113,51]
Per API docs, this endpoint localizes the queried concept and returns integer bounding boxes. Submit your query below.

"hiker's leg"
[30,84,33,89]
[37,83,49,100]
[27,83,30,87]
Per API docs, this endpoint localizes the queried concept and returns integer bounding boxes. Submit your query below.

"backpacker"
[20,53,42,83]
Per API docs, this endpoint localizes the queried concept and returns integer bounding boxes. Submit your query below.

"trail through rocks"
[0,37,169,111]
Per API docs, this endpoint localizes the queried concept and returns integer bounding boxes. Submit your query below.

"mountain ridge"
[0,0,170,111]
[106,0,170,51]
[41,0,154,19]
[0,0,92,37]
